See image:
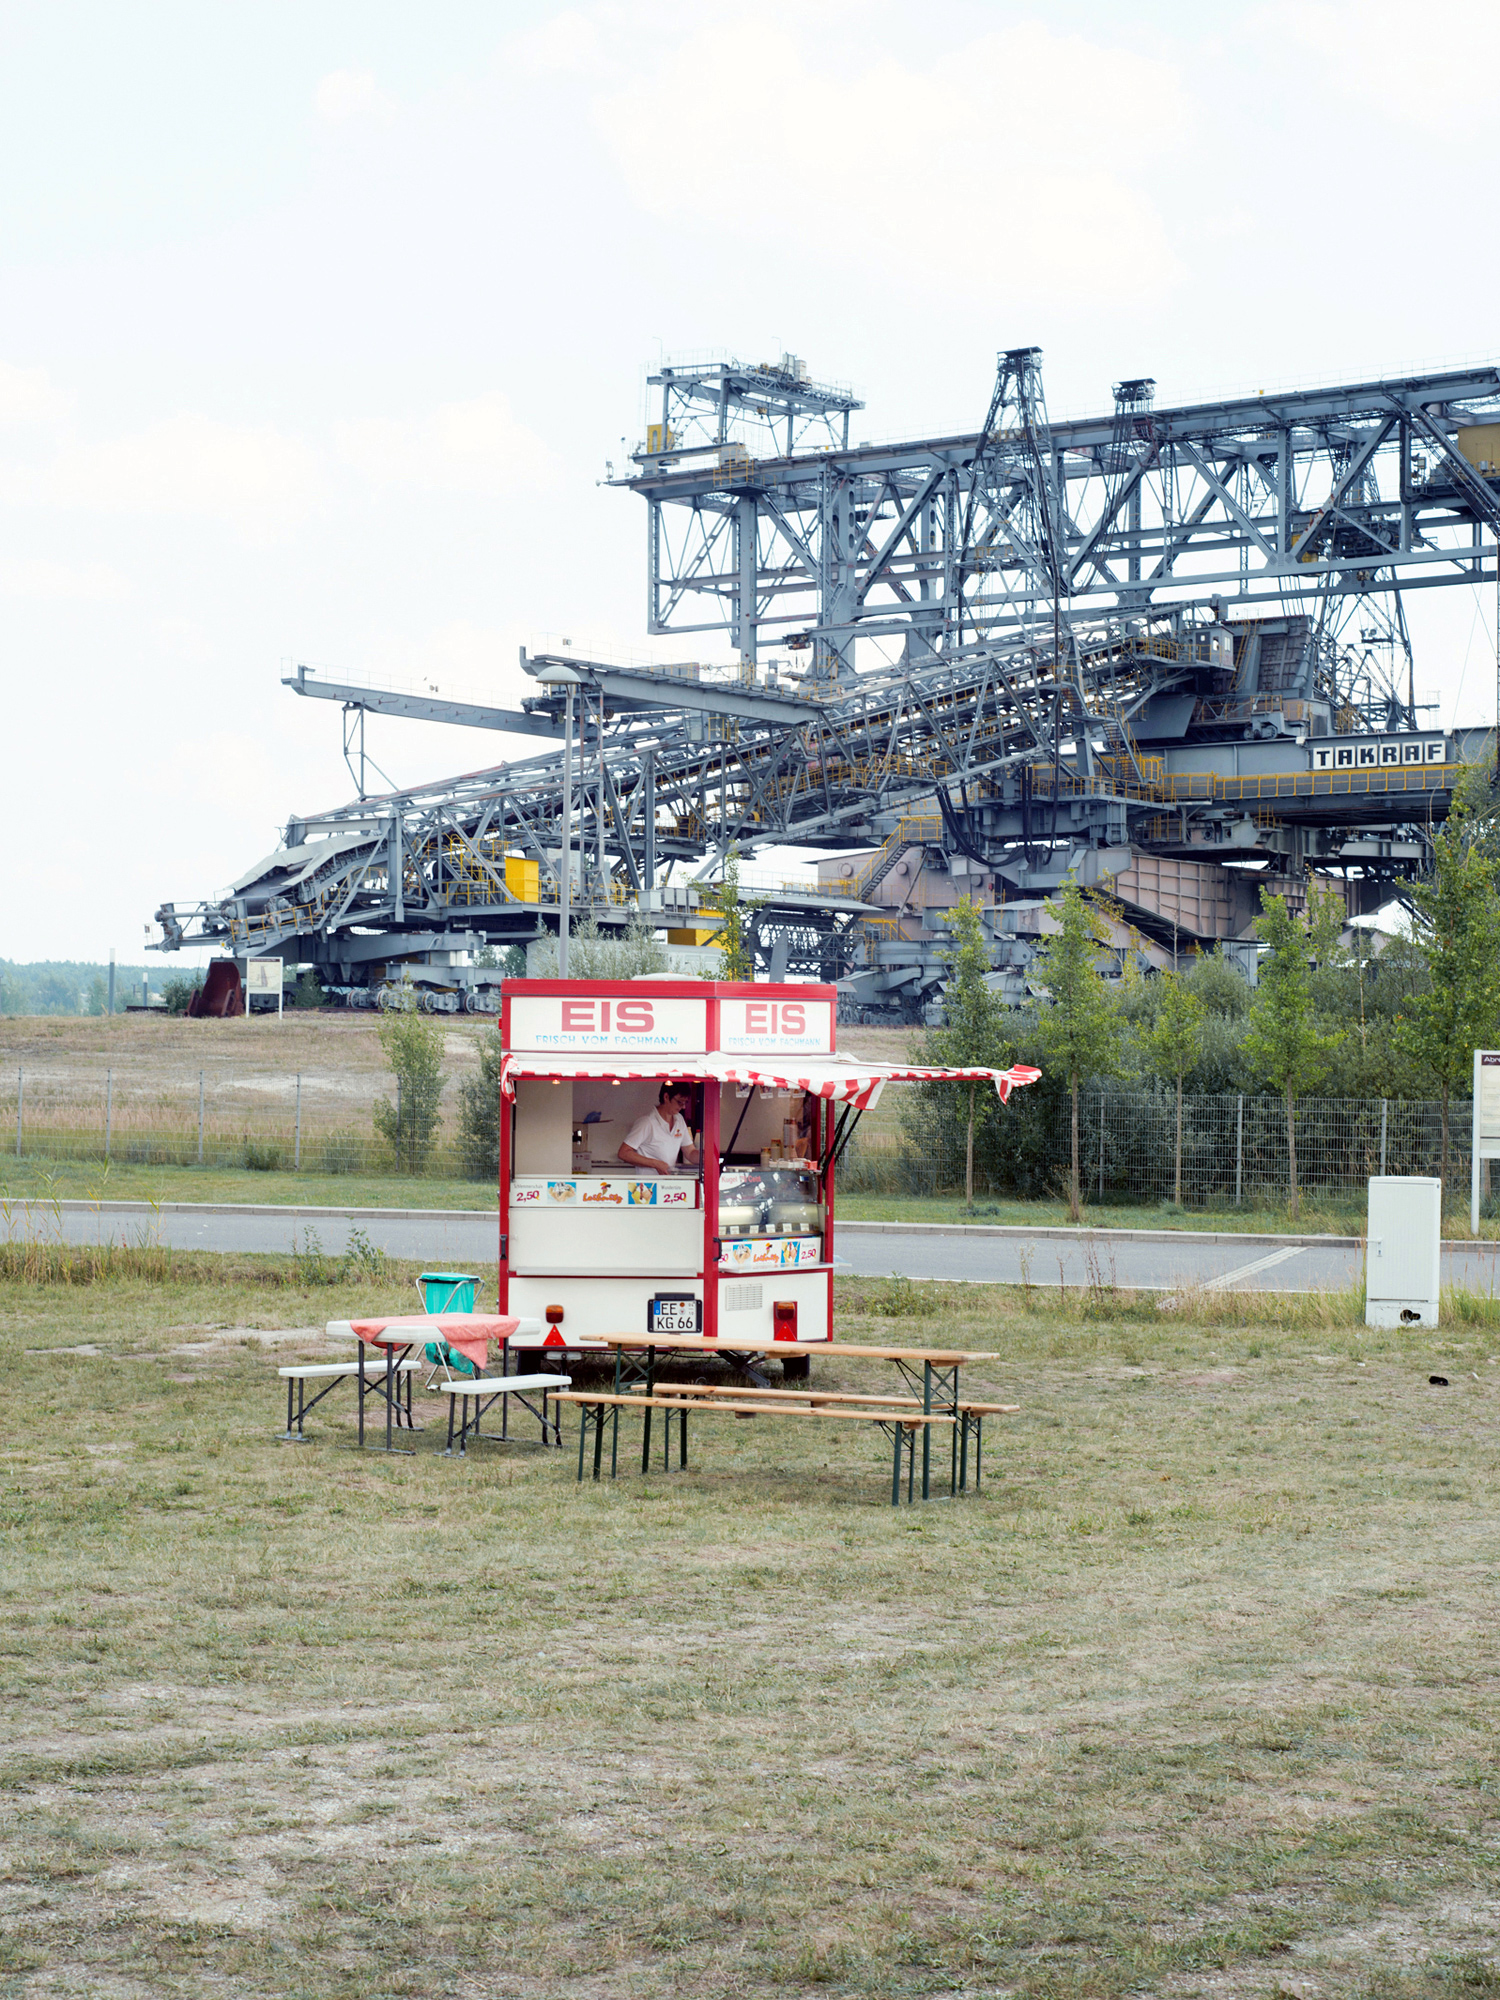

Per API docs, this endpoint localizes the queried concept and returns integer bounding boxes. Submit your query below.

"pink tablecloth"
[346,1314,519,1373]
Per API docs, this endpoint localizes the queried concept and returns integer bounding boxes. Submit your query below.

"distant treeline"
[0,961,165,1016]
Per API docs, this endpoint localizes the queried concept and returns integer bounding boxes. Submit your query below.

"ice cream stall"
[497,978,1039,1351]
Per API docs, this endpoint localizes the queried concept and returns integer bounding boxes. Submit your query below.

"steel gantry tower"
[151,349,1500,1018]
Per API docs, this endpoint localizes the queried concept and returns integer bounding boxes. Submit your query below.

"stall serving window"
[506,1075,703,1279]
[714,1081,825,1274]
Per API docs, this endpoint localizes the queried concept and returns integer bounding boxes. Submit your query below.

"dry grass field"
[0,1015,915,1073]
[1,1258,1497,1998]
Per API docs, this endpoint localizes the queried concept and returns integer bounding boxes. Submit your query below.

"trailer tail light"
[544,1305,566,1348]
[773,1300,798,1341]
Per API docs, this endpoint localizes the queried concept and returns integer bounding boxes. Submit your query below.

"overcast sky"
[4,0,1499,964]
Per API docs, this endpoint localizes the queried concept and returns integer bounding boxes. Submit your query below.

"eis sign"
[718,996,833,1054]
[508,993,708,1053]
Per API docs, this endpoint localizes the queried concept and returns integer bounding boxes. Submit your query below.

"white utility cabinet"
[1365,1176,1441,1328]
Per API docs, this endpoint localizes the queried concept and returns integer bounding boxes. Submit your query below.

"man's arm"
[617,1141,660,1170]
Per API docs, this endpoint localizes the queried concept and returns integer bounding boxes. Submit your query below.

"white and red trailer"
[496,977,1038,1353]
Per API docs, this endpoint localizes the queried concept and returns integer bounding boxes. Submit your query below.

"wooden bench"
[644,1382,1020,1488]
[554,1390,954,1506]
[432,1372,572,1455]
[276,1359,422,1442]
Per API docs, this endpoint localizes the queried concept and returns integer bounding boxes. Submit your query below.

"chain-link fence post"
[294,1073,302,1170]
[1235,1094,1243,1206]
[14,1069,21,1159]
[105,1069,112,1161]
[197,1071,204,1165]
[1380,1098,1387,1175]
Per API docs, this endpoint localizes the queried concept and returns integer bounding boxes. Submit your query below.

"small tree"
[373,1003,447,1174]
[927,897,1008,1209]
[1144,971,1206,1208]
[1033,876,1124,1223]
[1242,889,1340,1221]
[1393,812,1500,1199]
[703,844,761,981]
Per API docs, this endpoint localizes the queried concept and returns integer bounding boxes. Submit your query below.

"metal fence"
[0,1061,480,1180]
[0,1057,1480,1208]
[844,1087,1478,1208]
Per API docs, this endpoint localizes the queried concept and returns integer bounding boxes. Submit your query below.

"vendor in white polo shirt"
[617,1082,702,1173]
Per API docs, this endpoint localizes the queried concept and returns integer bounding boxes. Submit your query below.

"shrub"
[457,1030,503,1179]
[243,1139,283,1171]
[162,974,203,1016]
[318,1131,365,1175]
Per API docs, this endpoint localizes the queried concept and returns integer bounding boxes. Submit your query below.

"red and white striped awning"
[499,1052,1040,1111]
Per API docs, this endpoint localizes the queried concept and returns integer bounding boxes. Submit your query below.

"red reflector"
[543,1327,566,1347]
[772,1300,797,1341]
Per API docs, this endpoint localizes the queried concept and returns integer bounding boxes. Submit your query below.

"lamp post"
[534,661,585,977]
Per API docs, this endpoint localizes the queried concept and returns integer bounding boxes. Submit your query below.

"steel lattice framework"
[151,351,1500,1009]
[633,354,1500,711]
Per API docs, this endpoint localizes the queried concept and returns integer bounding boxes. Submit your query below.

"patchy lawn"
[1,1263,1496,1997]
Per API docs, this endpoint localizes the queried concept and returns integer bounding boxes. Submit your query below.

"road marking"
[1201,1245,1306,1290]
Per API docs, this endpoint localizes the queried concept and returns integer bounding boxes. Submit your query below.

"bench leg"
[610,1404,619,1478]
[679,1406,688,1471]
[975,1413,982,1490]
[592,1402,605,1481]
[641,1404,653,1476]
[959,1412,969,1493]
[891,1423,902,1507]
[446,1393,457,1456]
[278,1377,311,1443]
[358,1353,366,1446]
[908,1426,916,1505]
[576,1404,588,1482]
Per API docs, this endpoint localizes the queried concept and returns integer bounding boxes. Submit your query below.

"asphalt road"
[40,1200,1500,1296]
[51,1202,497,1267]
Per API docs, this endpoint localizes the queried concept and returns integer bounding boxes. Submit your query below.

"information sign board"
[243,958,284,1017]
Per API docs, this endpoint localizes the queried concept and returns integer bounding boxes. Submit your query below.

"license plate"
[648,1294,701,1336]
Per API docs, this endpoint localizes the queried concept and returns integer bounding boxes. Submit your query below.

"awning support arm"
[821,1103,866,1178]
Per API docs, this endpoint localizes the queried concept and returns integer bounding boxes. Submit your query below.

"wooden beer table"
[591,1332,1000,1499]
